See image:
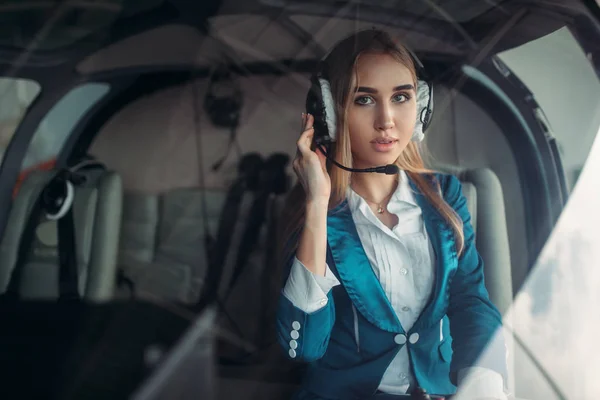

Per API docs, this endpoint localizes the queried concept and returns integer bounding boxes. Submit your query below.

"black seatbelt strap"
[195,178,246,312]
[57,198,79,301]
[222,189,269,301]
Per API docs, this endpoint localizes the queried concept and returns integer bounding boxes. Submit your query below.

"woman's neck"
[350,172,399,203]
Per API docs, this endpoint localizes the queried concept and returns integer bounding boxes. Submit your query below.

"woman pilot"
[276,29,508,400]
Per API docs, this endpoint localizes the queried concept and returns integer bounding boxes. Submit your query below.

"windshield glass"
[499,26,600,192]
[0,77,40,163]
[499,127,600,400]
[1,2,600,400]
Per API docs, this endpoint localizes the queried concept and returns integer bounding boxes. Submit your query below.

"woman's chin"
[353,149,403,170]
[355,157,399,169]
[373,152,403,165]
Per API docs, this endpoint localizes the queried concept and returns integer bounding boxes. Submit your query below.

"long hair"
[278,30,464,271]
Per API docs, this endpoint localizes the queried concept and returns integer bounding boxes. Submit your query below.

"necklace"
[361,192,393,214]
[372,202,387,214]
[351,180,397,215]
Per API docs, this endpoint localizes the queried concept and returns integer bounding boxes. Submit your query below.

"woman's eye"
[393,93,410,103]
[355,96,374,105]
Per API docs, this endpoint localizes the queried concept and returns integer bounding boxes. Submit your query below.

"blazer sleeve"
[442,174,508,385]
[275,234,336,362]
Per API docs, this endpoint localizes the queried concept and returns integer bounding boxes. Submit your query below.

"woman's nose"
[375,105,395,131]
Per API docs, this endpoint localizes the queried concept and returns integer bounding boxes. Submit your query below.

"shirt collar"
[347,170,424,239]
[391,170,419,206]
[347,170,418,212]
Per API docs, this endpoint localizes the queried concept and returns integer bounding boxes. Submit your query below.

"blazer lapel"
[327,202,404,333]
[408,176,458,330]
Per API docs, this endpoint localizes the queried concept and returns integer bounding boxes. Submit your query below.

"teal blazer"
[276,173,508,399]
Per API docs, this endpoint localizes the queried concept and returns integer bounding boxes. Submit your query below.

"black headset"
[204,66,243,129]
[41,160,104,220]
[42,172,75,220]
[305,32,434,175]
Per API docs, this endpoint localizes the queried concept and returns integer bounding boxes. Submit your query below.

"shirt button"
[399,372,408,380]
[319,298,328,306]
[289,349,297,358]
[409,333,420,344]
[401,306,411,312]
[289,340,298,350]
[400,268,408,275]
[292,321,301,330]
[394,334,407,345]
[291,330,299,340]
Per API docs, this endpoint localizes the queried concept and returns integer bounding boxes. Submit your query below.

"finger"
[298,123,313,142]
[299,130,315,153]
[297,135,312,157]
[306,113,317,147]
[297,126,314,146]
[306,113,314,129]
[302,112,314,131]
[297,114,315,156]
[316,146,328,172]
[300,112,306,133]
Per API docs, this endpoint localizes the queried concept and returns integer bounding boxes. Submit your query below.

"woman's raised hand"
[292,113,331,205]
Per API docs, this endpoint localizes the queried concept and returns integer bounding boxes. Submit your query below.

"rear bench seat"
[117,188,226,304]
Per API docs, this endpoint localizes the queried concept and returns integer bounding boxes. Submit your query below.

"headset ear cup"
[412,79,432,142]
[421,108,433,131]
[422,81,434,131]
[317,78,337,142]
[306,75,333,145]
[44,179,75,221]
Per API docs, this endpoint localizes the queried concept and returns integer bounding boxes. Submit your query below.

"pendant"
[377,206,384,214]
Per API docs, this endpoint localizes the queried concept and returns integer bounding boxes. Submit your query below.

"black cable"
[317,144,399,175]
[190,70,215,274]
[211,125,240,172]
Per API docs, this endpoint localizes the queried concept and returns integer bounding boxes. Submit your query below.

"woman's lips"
[371,138,398,152]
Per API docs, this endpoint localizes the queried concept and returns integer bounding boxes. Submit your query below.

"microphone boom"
[317,145,399,175]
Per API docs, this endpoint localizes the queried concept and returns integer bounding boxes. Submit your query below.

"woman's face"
[347,52,417,169]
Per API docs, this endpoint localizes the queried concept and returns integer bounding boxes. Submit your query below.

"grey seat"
[458,168,513,315]
[459,168,516,391]
[117,188,226,303]
[0,166,123,301]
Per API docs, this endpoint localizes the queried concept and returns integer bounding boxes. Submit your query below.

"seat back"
[459,168,513,314]
[117,189,226,303]
[0,166,123,301]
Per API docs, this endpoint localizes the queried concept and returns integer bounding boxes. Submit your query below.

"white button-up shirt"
[282,171,506,398]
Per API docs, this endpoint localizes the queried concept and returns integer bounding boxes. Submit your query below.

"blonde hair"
[278,30,464,269]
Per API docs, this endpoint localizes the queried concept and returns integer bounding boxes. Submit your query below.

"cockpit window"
[499,27,600,191]
[0,77,40,164]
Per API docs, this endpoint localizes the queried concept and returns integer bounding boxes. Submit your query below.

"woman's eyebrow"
[355,84,415,93]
